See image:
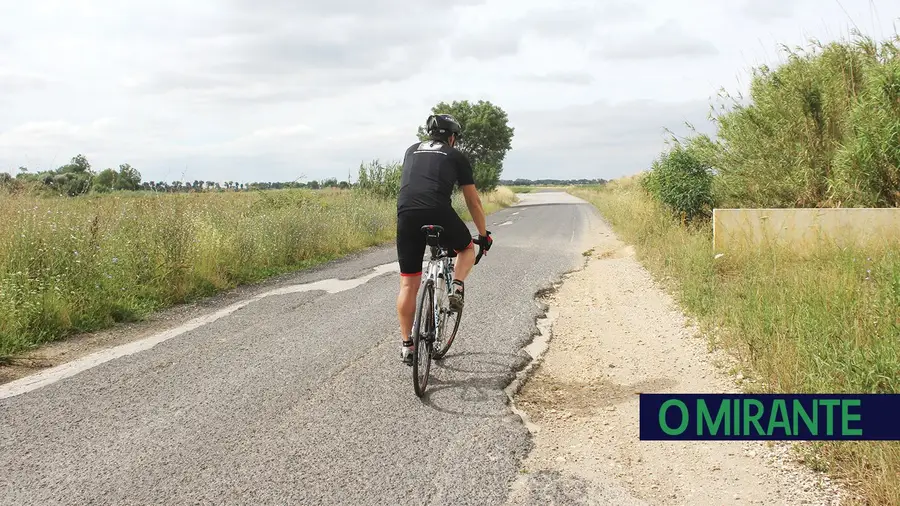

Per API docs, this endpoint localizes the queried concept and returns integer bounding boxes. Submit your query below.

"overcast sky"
[1,0,898,184]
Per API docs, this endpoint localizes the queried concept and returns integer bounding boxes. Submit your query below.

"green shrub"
[642,140,715,222]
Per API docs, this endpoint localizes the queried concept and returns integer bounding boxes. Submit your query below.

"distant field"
[508,186,535,193]
[508,185,570,193]
[0,187,516,358]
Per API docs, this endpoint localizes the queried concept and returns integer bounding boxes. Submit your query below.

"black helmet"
[425,114,462,138]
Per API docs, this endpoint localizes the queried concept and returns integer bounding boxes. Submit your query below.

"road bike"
[410,225,488,398]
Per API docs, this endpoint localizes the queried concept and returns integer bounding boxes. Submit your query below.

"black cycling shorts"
[396,207,473,276]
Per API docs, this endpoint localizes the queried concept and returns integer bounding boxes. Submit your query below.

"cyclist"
[395,113,493,365]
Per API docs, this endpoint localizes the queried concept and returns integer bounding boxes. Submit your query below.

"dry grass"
[454,185,519,220]
[571,178,900,506]
[0,186,517,357]
[0,189,395,356]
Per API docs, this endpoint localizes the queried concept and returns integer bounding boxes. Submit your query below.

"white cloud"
[595,19,719,60]
[520,71,595,85]
[741,0,800,22]
[0,70,51,93]
[1,0,899,183]
[0,119,114,153]
[504,98,716,180]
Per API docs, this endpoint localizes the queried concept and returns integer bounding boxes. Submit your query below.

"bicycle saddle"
[420,225,444,235]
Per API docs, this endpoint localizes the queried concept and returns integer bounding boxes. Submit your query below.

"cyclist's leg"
[440,206,475,281]
[439,207,474,311]
[396,211,426,354]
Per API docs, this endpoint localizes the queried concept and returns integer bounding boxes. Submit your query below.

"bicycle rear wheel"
[412,279,435,397]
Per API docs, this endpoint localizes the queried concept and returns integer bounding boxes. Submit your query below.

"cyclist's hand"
[477,231,492,252]
[473,232,491,264]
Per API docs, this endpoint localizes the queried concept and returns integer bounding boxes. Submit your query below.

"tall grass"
[0,189,395,357]
[0,185,518,357]
[707,32,900,208]
[572,179,900,506]
[355,159,401,199]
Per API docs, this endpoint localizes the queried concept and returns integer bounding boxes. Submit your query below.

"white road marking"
[499,220,514,226]
[0,262,403,400]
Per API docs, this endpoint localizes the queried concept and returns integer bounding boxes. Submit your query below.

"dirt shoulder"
[506,213,848,505]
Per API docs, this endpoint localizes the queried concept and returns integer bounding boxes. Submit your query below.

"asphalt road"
[0,191,599,506]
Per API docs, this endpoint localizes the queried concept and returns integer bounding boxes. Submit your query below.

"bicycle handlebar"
[473,232,491,265]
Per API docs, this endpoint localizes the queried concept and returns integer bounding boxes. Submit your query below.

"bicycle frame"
[419,240,454,343]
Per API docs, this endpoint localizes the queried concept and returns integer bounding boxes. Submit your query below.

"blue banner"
[639,394,900,440]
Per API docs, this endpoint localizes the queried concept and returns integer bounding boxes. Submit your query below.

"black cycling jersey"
[396,139,475,213]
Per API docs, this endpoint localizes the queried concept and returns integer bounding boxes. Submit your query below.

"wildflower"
[112,257,118,264]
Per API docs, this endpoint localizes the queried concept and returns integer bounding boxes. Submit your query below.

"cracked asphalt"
[0,191,599,505]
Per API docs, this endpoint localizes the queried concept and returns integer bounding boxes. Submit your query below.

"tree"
[116,164,141,190]
[93,168,118,192]
[417,99,514,191]
[60,154,92,174]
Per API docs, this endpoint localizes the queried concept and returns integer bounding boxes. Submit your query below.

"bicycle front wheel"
[412,279,434,398]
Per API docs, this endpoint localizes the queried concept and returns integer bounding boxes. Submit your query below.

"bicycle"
[410,225,489,398]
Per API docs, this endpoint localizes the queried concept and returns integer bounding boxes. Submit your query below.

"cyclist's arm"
[461,184,487,237]
[454,151,487,237]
